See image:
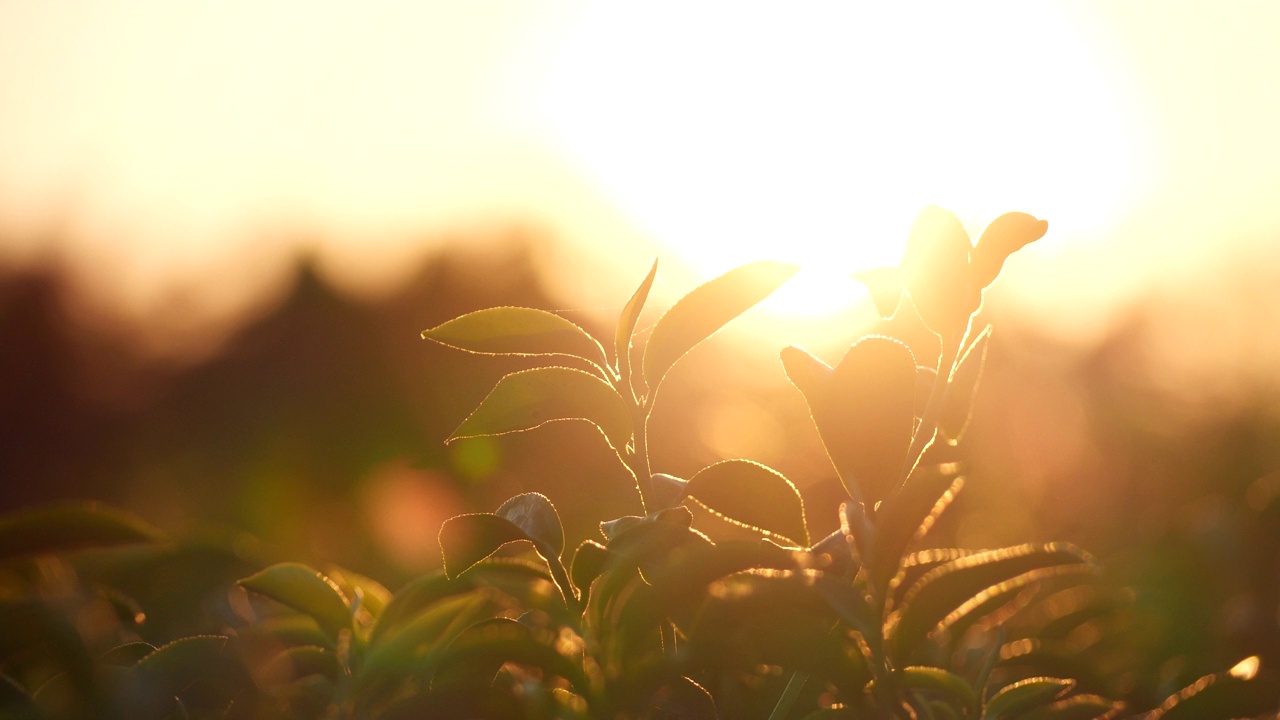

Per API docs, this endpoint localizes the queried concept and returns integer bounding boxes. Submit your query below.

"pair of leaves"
[855,208,1047,338]
[438,493,575,605]
[427,261,797,455]
[782,336,917,506]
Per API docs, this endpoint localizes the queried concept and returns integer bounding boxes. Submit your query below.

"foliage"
[1,207,1275,718]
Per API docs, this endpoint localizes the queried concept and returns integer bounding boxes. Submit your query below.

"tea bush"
[1,207,1275,719]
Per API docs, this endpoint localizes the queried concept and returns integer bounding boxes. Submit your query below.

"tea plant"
[0,207,1275,719]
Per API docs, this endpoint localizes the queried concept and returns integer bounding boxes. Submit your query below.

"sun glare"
[536,4,1146,319]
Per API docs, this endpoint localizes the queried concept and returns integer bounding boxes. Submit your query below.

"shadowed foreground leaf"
[643,260,798,393]
[422,306,608,367]
[237,563,352,641]
[448,366,632,453]
[439,493,575,602]
[0,504,162,560]
[680,459,809,546]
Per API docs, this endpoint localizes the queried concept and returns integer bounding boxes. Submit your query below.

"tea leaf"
[0,503,162,559]
[970,212,1049,291]
[438,513,532,579]
[132,635,231,700]
[616,259,659,376]
[783,337,916,505]
[939,325,992,441]
[899,666,978,709]
[0,671,31,710]
[448,366,632,453]
[642,261,798,393]
[264,645,342,682]
[852,266,904,319]
[900,206,976,337]
[497,492,565,559]
[981,677,1074,719]
[681,459,809,546]
[571,540,609,598]
[360,594,491,685]
[869,469,964,594]
[422,306,607,367]
[432,616,591,695]
[325,566,392,620]
[891,543,1093,661]
[99,642,157,667]
[237,563,352,641]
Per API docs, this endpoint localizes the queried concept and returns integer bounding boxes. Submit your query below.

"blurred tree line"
[2,230,1278,709]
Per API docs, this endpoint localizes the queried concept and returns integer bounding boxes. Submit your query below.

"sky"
[1,2,1278,357]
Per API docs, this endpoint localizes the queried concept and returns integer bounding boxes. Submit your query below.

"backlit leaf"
[438,513,531,579]
[1016,693,1122,720]
[132,635,231,702]
[99,642,156,667]
[900,206,976,337]
[448,366,632,453]
[681,459,809,546]
[891,543,1093,661]
[237,563,352,641]
[571,540,609,598]
[1146,664,1273,720]
[970,212,1049,291]
[422,306,607,367]
[642,261,798,392]
[784,337,916,505]
[616,259,659,375]
[497,492,565,559]
[899,666,978,710]
[869,468,964,594]
[982,677,1074,719]
[851,266,904,319]
[0,503,162,559]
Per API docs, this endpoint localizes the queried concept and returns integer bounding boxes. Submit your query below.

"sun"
[533,3,1147,320]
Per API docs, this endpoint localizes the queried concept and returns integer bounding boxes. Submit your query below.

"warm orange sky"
[1,3,1278,355]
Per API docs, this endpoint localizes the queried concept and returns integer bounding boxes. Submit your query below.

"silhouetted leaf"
[422,306,608,367]
[970,212,1049,291]
[600,506,693,541]
[783,337,916,505]
[940,325,992,441]
[651,472,688,509]
[432,617,591,695]
[891,544,1093,661]
[870,469,964,594]
[448,366,632,453]
[981,677,1074,719]
[0,503,162,559]
[238,563,352,641]
[616,259,659,374]
[642,261,798,392]
[571,540,609,598]
[680,459,809,546]
[852,266,904,319]
[900,206,976,338]
[496,492,565,558]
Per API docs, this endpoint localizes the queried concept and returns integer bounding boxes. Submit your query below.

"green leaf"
[899,666,978,710]
[680,459,809,546]
[238,563,352,641]
[497,492,565,558]
[448,366,632,453]
[981,677,1074,719]
[890,543,1094,662]
[642,261,798,393]
[782,337,917,505]
[359,594,491,687]
[970,212,1049,291]
[940,325,992,442]
[263,645,342,682]
[900,206,976,337]
[325,565,391,620]
[616,259,659,377]
[422,306,607,367]
[0,503,162,559]
[132,635,231,701]
[869,469,964,595]
[431,616,591,694]
[571,540,609,599]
